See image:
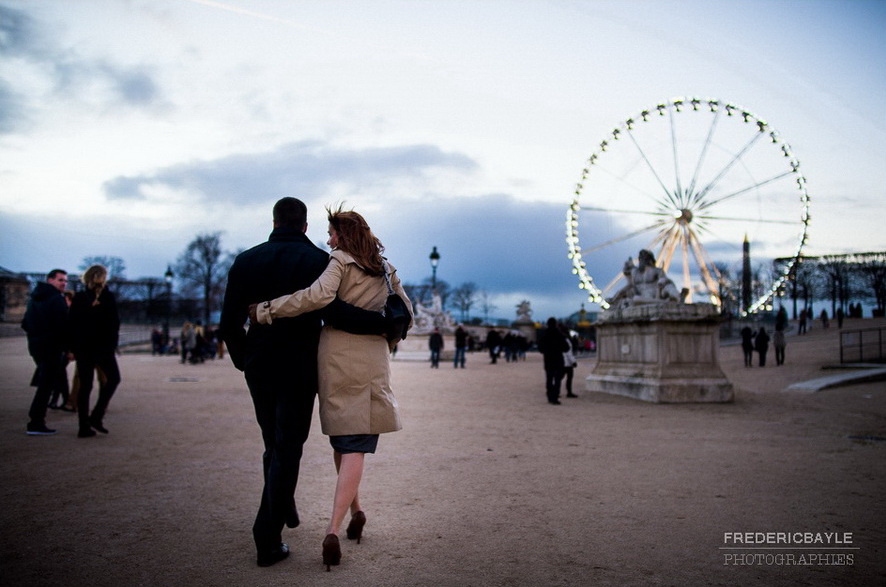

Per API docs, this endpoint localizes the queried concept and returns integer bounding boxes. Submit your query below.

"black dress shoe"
[285,509,299,529]
[90,418,109,434]
[257,543,289,567]
[78,428,97,438]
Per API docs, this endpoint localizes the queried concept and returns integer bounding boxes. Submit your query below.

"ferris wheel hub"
[676,208,693,224]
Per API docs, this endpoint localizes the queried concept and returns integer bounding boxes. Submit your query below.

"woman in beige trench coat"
[252,206,412,571]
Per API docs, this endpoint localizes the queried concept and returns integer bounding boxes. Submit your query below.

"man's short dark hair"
[273,197,308,230]
[46,269,67,281]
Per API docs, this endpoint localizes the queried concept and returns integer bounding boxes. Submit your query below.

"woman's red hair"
[327,205,385,276]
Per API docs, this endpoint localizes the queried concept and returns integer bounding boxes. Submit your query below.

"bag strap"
[382,260,395,295]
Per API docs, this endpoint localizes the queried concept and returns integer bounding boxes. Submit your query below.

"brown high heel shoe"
[322,534,341,571]
[346,511,366,544]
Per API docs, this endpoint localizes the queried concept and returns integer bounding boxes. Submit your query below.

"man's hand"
[248,303,259,324]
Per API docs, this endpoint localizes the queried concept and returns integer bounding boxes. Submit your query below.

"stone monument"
[511,300,537,341]
[586,249,734,403]
[410,291,455,335]
[395,291,456,355]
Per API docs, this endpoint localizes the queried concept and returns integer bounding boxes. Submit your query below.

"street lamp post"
[164,265,174,351]
[429,246,440,291]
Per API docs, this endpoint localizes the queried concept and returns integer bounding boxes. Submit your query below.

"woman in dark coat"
[68,265,121,438]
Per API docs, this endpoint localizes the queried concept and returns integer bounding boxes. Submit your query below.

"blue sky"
[1,0,884,321]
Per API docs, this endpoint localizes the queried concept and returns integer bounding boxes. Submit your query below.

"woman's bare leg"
[327,452,365,535]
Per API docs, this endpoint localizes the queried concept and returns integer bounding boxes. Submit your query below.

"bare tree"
[404,278,451,310]
[853,253,886,315]
[817,255,854,317]
[713,262,739,317]
[80,256,127,279]
[175,232,231,327]
[451,282,477,322]
[478,290,496,324]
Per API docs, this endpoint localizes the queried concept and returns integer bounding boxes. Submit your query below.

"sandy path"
[1,319,884,586]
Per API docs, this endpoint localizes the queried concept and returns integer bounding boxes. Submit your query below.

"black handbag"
[382,261,410,344]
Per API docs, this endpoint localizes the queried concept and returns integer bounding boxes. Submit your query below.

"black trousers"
[28,351,65,425]
[76,352,121,428]
[245,367,316,552]
[545,367,565,403]
[775,346,785,365]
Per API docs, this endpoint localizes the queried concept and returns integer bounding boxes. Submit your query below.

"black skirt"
[330,434,379,454]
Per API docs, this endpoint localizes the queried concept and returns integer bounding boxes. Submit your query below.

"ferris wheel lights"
[568,97,809,313]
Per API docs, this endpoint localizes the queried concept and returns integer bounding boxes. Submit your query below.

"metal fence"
[840,327,885,364]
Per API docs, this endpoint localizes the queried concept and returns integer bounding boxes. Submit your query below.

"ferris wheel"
[566,97,810,314]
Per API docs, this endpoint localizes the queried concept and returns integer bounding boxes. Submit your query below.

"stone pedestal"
[511,320,537,343]
[586,303,733,403]
[394,333,454,360]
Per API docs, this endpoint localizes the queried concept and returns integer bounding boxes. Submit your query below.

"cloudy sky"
[1,0,884,321]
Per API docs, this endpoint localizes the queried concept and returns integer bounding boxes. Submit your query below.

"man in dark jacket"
[538,317,570,405]
[428,328,443,368]
[220,197,388,568]
[21,269,69,435]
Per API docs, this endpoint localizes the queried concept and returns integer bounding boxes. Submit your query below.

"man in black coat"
[21,269,69,435]
[538,317,570,405]
[220,197,387,567]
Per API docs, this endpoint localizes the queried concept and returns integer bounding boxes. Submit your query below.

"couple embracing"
[219,197,412,571]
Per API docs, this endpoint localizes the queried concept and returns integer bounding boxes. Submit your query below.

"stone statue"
[411,291,455,334]
[609,249,684,307]
[515,300,533,324]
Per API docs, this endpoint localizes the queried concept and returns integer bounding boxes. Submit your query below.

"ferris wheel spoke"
[696,169,795,210]
[686,108,721,198]
[655,226,682,273]
[669,108,684,205]
[580,205,670,217]
[678,228,691,293]
[689,131,765,208]
[687,228,722,300]
[602,272,626,296]
[696,213,796,225]
[625,127,682,211]
[579,219,670,256]
[594,155,676,210]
